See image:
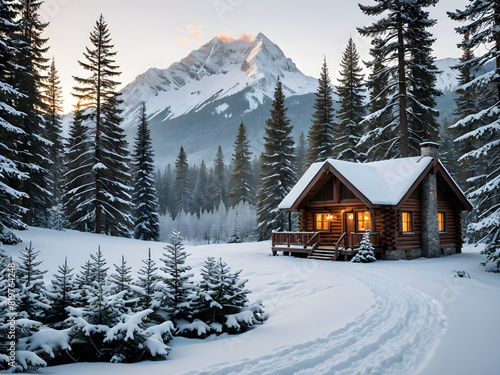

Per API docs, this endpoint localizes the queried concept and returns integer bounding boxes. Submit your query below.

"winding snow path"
[183,269,446,375]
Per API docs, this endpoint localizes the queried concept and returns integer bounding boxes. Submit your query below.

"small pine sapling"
[352,230,377,263]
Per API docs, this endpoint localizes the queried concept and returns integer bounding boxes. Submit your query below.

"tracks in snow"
[184,268,446,375]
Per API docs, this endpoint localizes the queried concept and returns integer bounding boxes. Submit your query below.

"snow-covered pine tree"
[160,231,194,319]
[193,160,210,216]
[73,15,132,237]
[85,246,117,325]
[173,146,191,218]
[360,37,394,161]
[294,132,307,177]
[448,0,500,272]
[132,103,159,241]
[192,257,259,334]
[306,57,335,166]
[11,0,52,227]
[358,0,440,158]
[45,257,78,325]
[352,230,377,263]
[43,57,64,208]
[256,80,296,240]
[110,255,133,293]
[62,103,95,232]
[451,31,478,191]
[136,248,160,311]
[334,38,365,162]
[17,242,50,321]
[406,3,441,145]
[109,255,135,317]
[0,0,27,244]
[229,122,254,207]
[211,145,228,210]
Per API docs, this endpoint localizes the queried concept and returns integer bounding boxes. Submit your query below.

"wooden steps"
[308,248,337,261]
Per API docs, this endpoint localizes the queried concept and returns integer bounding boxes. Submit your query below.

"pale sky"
[39,0,470,113]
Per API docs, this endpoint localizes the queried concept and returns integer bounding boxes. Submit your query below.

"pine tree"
[212,145,227,210]
[136,248,160,311]
[351,230,377,263]
[256,80,296,240]
[73,15,132,237]
[12,0,52,227]
[229,122,254,207]
[306,57,335,165]
[451,31,479,191]
[448,0,500,272]
[17,242,50,321]
[358,0,440,157]
[0,0,27,243]
[43,57,64,207]
[110,255,133,293]
[193,257,251,332]
[46,257,78,325]
[160,231,194,319]
[193,160,210,215]
[62,103,95,232]
[360,37,395,161]
[406,3,441,146]
[132,103,159,241]
[294,132,307,177]
[334,38,365,161]
[173,146,191,218]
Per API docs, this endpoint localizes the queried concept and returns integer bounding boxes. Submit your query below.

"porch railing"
[350,232,380,247]
[272,231,318,249]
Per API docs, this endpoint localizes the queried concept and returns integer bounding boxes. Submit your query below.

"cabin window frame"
[401,211,414,234]
[438,212,446,233]
[315,212,331,232]
[355,210,373,232]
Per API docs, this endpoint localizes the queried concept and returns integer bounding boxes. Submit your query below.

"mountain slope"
[120,33,317,128]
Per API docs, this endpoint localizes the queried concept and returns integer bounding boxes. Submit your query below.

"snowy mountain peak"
[120,32,317,126]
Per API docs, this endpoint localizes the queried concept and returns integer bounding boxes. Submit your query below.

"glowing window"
[402,212,413,233]
[315,213,330,231]
[438,212,446,232]
[357,211,373,232]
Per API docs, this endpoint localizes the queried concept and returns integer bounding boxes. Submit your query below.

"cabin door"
[345,211,355,248]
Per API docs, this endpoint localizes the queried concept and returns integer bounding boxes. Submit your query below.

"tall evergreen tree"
[451,31,479,191]
[229,122,254,207]
[360,37,395,161]
[62,103,95,232]
[72,15,132,236]
[0,0,28,242]
[334,37,365,161]
[132,103,159,241]
[173,146,191,218]
[211,145,227,210]
[358,0,440,157]
[193,160,210,215]
[12,0,51,226]
[256,80,296,240]
[306,57,335,165]
[294,132,307,177]
[448,0,500,272]
[43,57,64,206]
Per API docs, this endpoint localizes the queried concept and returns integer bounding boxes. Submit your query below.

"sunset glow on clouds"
[176,24,206,47]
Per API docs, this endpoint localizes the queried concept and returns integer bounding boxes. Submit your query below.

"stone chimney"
[420,142,440,257]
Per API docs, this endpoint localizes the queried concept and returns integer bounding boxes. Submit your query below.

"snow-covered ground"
[4,227,500,375]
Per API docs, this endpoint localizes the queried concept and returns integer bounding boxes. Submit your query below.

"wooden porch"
[271,231,382,261]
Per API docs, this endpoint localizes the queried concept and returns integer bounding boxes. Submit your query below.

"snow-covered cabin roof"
[279,157,438,209]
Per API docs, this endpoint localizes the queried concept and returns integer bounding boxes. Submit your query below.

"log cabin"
[272,143,472,261]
